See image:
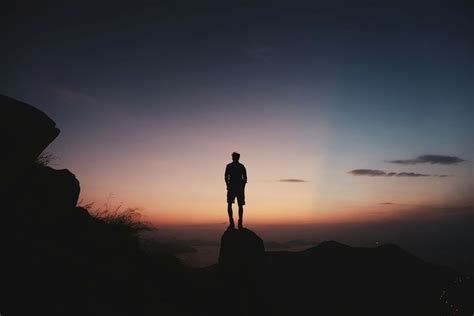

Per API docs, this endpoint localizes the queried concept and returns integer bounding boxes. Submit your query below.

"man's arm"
[224,165,229,187]
[242,165,247,184]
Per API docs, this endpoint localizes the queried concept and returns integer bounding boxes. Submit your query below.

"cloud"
[348,169,387,176]
[277,179,308,183]
[396,172,429,177]
[348,169,446,177]
[388,154,465,165]
[380,202,395,205]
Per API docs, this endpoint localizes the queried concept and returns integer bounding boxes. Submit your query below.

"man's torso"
[226,162,246,188]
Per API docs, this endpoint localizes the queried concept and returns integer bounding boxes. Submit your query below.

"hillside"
[186,229,472,316]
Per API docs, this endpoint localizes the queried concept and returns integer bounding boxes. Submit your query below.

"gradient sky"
[3,1,473,225]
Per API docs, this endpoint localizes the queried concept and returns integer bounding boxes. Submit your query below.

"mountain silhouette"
[183,229,473,316]
[264,241,451,315]
[1,94,472,316]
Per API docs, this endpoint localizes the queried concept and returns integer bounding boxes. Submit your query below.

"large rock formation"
[217,227,267,315]
[1,95,188,316]
[0,94,60,181]
[218,227,266,276]
[1,95,84,225]
[1,95,92,316]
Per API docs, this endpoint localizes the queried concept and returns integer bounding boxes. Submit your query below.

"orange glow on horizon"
[60,99,472,226]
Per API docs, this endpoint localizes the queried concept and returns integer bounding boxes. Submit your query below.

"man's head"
[232,152,240,162]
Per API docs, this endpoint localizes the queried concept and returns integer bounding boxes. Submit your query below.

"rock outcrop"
[1,95,93,316]
[217,227,266,315]
[1,94,60,181]
[1,95,85,225]
[218,227,265,276]
[1,95,188,316]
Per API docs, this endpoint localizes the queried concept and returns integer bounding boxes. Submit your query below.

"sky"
[3,1,473,226]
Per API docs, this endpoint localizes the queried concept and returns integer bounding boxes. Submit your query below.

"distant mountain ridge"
[288,240,426,264]
[188,232,472,316]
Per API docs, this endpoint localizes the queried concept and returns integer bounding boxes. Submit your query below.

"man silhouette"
[225,152,247,229]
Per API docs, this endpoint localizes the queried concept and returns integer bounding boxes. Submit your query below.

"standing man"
[225,152,247,229]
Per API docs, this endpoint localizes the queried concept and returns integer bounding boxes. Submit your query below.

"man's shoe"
[229,220,235,229]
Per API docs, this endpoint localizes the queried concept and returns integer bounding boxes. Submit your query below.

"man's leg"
[227,203,235,228]
[238,204,243,229]
[237,189,245,229]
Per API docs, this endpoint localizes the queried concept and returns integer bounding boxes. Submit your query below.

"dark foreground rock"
[215,227,267,315]
[219,227,265,275]
[0,94,59,178]
[1,95,183,316]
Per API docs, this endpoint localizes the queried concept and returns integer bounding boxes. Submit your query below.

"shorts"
[227,187,245,205]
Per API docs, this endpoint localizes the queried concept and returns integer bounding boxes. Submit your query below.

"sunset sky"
[3,1,472,225]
